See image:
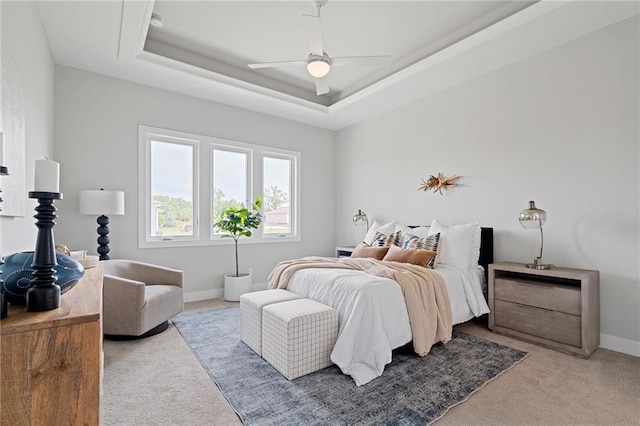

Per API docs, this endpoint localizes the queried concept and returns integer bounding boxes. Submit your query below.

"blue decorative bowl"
[0,252,85,305]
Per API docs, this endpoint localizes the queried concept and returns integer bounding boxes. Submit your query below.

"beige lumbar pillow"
[350,242,389,260]
[382,245,437,268]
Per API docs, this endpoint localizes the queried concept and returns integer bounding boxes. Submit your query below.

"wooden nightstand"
[489,262,599,358]
[336,246,355,258]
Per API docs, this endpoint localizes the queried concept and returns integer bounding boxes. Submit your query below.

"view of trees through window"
[144,127,298,244]
[150,140,194,237]
[152,195,194,236]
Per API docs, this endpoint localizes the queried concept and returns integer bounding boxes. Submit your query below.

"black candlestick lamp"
[27,191,63,311]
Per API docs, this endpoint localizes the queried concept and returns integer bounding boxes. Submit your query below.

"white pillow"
[363,220,397,245]
[407,226,430,239]
[428,219,480,271]
[394,223,411,235]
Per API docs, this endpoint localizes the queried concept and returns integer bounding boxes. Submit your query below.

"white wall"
[53,67,335,300]
[0,1,55,254]
[335,17,640,354]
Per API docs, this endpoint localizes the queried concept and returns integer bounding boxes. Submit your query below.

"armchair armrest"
[132,262,184,288]
[103,259,184,288]
[103,274,146,310]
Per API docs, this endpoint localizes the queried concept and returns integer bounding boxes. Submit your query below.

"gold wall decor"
[419,173,460,195]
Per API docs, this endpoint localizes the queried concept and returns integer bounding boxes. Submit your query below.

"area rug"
[172,306,528,425]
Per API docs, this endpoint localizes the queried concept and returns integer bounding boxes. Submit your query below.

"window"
[143,130,198,242]
[139,125,300,247]
[263,154,295,237]
[212,146,250,236]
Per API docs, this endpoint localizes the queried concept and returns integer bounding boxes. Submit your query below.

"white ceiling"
[35,1,639,130]
[145,1,534,103]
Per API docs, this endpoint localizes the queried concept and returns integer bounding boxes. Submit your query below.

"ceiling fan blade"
[248,60,307,69]
[304,14,324,57]
[331,55,393,68]
[315,77,329,96]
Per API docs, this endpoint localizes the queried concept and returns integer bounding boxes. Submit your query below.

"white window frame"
[261,151,298,239]
[138,125,300,248]
[210,142,253,239]
[139,126,200,247]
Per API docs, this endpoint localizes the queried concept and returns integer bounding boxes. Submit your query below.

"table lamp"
[79,189,125,260]
[518,200,553,269]
[352,209,369,230]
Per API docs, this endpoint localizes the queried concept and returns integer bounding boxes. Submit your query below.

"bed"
[268,222,493,386]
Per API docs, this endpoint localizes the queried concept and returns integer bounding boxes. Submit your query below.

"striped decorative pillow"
[371,230,402,248]
[402,233,440,268]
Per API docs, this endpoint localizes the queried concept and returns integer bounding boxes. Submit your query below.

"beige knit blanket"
[268,257,453,356]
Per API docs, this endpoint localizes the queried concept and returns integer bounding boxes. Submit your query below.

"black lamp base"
[96,214,111,261]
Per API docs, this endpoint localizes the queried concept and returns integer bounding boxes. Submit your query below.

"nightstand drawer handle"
[515,280,554,288]
[514,302,552,312]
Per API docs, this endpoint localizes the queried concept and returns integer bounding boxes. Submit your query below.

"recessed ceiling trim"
[116,0,638,131]
[325,0,640,129]
[137,49,330,114]
[119,0,155,59]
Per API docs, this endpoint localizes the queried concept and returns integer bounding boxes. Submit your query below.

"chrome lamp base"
[526,257,553,270]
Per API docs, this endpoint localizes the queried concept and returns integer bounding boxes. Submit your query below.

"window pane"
[263,156,291,235]
[212,149,248,234]
[150,140,194,237]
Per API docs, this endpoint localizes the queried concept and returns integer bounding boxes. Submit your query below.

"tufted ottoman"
[240,289,302,356]
[262,299,338,380]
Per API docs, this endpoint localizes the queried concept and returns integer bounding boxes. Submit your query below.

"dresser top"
[490,261,599,279]
[1,263,103,335]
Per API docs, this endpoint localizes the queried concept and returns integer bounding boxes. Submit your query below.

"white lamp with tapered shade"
[79,189,125,261]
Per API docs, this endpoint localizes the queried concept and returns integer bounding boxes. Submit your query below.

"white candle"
[34,159,60,193]
[0,132,4,166]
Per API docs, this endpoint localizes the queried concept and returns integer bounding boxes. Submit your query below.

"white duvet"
[286,265,490,386]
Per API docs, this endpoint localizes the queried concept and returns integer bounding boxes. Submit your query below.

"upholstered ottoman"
[262,299,339,380]
[240,289,302,356]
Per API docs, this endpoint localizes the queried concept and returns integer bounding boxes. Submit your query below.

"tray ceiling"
[35,1,639,130]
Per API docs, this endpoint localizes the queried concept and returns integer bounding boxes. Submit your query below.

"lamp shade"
[352,209,368,228]
[519,200,546,229]
[79,189,125,215]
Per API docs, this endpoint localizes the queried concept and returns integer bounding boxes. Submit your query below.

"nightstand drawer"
[494,300,581,347]
[494,277,581,315]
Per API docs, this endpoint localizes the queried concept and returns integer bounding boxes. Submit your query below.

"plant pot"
[224,273,252,302]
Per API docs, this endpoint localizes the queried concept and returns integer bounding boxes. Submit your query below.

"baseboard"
[183,289,223,303]
[184,282,268,303]
[600,333,640,357]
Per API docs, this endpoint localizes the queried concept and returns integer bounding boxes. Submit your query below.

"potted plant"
[214,196,263,301]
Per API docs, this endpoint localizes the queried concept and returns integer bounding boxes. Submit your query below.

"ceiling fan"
[248,0,392,96]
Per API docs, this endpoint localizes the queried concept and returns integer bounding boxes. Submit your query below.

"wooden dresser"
[1,264,104,425]
[489,262,599,357]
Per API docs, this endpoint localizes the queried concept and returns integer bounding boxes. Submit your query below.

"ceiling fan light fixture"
[149,13,164,28]
[307,58,331,78]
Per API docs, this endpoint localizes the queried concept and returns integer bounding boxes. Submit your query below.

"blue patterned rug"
[172,306,528,425]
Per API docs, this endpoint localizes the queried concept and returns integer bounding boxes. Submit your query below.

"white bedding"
[286,265,489,386]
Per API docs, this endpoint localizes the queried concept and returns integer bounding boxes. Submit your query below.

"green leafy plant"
[214,196,263,278]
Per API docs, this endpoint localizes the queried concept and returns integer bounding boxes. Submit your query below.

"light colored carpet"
[103,299,640,425]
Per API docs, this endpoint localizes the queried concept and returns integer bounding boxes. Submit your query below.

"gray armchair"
[102,259,184,339]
